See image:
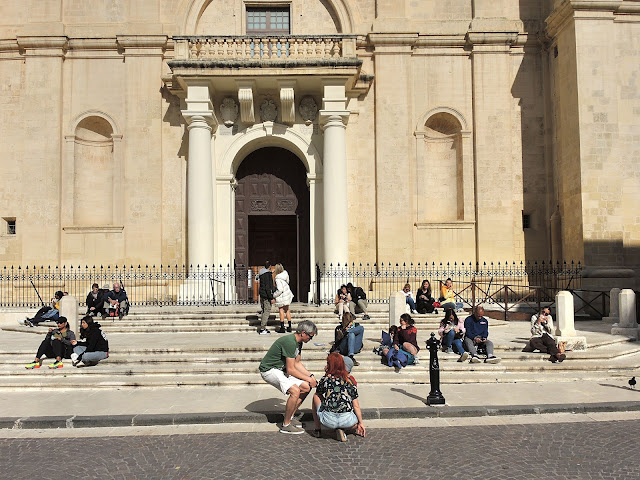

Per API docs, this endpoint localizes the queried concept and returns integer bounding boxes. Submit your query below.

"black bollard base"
[426,392,446,406]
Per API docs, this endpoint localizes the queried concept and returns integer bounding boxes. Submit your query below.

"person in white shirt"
[522,307,566,363]
[402,283,418,314]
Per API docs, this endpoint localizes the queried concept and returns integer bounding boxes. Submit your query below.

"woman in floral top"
[311,352,366,442]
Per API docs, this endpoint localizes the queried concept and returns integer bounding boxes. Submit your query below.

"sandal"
[336,428,347,442]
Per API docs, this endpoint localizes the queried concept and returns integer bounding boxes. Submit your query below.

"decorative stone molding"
[276,199,295,211]
[181,112,217,133]
[279,85,295,125]
[299,96,319,125]
[237,84,255,124]
[260,99,278,123]
[63,226,124,234]
[250,200,269,211]
[219,97,238,126]
[116,35,168,57]
[17,36,68,56]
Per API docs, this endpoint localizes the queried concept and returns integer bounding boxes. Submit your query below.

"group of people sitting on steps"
[24,315,109,370]
[18,282,129,328]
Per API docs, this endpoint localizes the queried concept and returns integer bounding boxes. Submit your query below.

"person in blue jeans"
[438,309,469,362]
[20,291,64,327]
[333,312,364,367]
[72,316,109,367]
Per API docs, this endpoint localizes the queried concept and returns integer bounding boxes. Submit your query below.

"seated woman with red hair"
[311,352,366,442]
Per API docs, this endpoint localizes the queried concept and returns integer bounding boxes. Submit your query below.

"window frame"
[244,2,292,36]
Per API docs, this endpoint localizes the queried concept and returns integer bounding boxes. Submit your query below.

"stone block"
[389,291,406,328]
[555,290,576,337]
[602,287,620,323]
[59,295,79,334]
[618,289,637,328]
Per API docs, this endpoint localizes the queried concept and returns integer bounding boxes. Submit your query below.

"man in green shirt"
[259,320,318,434]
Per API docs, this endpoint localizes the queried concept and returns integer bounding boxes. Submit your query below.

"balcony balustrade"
[173,35,357,62]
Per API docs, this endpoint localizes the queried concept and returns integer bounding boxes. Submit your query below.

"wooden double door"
[235,147,310,302]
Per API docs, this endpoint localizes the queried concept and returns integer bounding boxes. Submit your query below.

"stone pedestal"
[555,290,587,351]
[59,295,79,334]
[389,291,406,328]
[611,289,638,339]
[602,287,621,323]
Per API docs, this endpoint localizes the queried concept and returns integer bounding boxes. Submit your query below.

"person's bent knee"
[298,381,311,394]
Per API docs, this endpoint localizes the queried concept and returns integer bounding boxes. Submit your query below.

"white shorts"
[260,368,305,396]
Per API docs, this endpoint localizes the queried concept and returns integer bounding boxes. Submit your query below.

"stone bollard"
[555,290,587,351]
[425,332,445,405]
[602,287,621,323]
[611,289,638,338]
[389,291,405,328]
[59,295,79,335]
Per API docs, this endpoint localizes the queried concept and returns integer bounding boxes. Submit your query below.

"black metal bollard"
[426,332,445,405]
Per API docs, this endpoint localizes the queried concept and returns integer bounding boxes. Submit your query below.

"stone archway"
[234,147,310,302]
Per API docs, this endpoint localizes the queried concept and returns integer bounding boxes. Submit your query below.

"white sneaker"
[485,355,501,364]
[458,351,469,362]
[470,355,482,364]
[71,353,79,365]
[74,361,85,368]
[411,309,418,314]
[17,319,27,326]
[258,329,271,335]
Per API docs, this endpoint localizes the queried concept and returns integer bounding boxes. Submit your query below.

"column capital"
[319,110,350,128]
[182,111,218,132]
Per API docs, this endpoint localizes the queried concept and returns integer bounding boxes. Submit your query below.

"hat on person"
[101,284,110,290]
[56,316,68,324]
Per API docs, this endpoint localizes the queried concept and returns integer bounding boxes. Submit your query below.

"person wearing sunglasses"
[259,320,318,435]
[24,316,77,369]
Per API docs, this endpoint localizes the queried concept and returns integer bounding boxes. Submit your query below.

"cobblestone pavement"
[3,419,639,479]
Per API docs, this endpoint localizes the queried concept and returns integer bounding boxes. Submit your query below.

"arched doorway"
[235,147,310,302]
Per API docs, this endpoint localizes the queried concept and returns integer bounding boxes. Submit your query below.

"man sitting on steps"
[346,283,370,320]
[259,320,318,435]
[463,305,501,364]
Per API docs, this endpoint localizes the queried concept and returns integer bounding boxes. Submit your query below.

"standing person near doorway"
[257,261,276,335]
[274,263,294,333]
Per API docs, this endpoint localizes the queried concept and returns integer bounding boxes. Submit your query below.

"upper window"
[247,7,290,35]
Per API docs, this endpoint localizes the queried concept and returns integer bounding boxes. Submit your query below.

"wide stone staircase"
[1,304,639,389]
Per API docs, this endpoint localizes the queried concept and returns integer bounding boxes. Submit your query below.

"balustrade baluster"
[189,41,198,59]
[217,38,224,56]
[323,38,331,57]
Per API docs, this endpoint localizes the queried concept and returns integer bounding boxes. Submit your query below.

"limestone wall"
[0,0,636,281]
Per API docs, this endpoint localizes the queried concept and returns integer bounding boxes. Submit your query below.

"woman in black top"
[416,279,436,314]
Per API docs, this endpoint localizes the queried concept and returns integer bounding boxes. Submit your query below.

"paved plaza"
[2,415,640,479]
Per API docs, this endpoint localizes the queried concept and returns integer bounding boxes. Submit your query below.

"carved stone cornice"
[17,36,68,56]
[117,35,168,57]
[546,1,632,38]
[465,18,522,48]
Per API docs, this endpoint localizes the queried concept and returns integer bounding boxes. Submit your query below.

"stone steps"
[1,366,638,389]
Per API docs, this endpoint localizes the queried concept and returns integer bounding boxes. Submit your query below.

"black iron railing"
[0,265,256,307]
[315,261,583,307]
[0,261,586,311]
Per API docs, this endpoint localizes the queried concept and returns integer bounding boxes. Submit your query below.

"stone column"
[612,289,638,338]
[555,290,587,351]
[602,287,621,323]
[181,82,217,268]
[319,80,350,267]
[183,113,216,268]
[320,113,349,266]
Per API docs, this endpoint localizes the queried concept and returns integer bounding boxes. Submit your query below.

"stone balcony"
[174,35,357,63]
[167,35,363,90]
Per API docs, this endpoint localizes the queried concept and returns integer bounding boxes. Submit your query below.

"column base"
[178,279,216,305]
[610,325,638,339]
[556,335,588,351]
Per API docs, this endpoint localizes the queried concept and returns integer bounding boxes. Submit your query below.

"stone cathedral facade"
[1,0,639,297]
